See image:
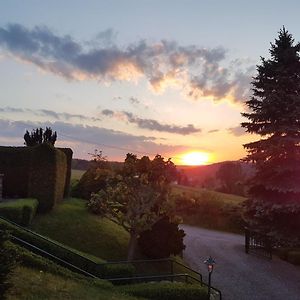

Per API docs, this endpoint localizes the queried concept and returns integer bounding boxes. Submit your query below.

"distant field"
[172,184,246,204]
[71,169,85,180]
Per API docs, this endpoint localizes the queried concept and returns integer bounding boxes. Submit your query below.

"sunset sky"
[1,0,300,164]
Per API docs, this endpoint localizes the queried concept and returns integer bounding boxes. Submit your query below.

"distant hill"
[72,158,123,171]
[72,158,255,186]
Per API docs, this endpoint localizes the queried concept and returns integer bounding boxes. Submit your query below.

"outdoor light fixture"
[204,256,216,299]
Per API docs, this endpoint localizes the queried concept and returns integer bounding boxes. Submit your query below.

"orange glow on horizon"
[180,151,211,166]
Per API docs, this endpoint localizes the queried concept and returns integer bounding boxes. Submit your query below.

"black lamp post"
[204,256,216,300]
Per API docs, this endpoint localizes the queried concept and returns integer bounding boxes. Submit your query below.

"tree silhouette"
[24,127,57,146]
[242,27,300,241]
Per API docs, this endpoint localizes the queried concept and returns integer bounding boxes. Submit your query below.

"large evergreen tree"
[242,27,300,242]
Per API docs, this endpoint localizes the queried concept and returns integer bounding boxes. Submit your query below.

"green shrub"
[138,217,185,259]
[72,168,113,199]
[287,251,300,265]
[119,282,207,300]
[0,199,38,226]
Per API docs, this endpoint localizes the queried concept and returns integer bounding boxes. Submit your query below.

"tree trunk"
[127,232,138,261]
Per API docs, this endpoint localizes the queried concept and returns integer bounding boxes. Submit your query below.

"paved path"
[181,225,300,300]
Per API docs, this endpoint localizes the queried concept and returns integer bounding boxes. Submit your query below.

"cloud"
[208,129,219,133]
[228,126,247,136]
[0,23,254,103]
[0,118,185,159]
[0,106,101,122]
[101,109,201,135]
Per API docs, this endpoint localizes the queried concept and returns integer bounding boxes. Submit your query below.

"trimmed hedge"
[0,218,135,279]
[29,144,67,212]
[0,199,38,226]
[10,242,113,290]
[0,144,72,213]
[58,148,73,198]
[0,147,32,198]
[119,282,208,300]
[276,247,300,265]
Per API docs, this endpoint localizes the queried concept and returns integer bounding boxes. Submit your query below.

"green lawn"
[30,198,129,261]
[7,266,142,300]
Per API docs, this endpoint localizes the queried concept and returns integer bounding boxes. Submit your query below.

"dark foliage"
[0,228,17,299]
[216,162,245,195]
[24,127,57,147]
[242,27,300,241]
[138,217,185,259]
[0,144,71,213]
[72,168,113,199]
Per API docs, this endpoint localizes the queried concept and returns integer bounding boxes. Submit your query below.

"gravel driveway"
[181,225,300,300]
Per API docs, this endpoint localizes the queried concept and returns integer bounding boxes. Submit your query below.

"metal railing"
[11,235,97,278]
[0,215,222,299]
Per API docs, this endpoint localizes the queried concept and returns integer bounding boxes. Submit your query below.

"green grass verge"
[30,198,129,260]
[0,198,39,226]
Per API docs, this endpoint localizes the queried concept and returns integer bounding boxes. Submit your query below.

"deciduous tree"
[88,154,179,260]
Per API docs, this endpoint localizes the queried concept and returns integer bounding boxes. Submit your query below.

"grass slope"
[7,266,142,300]
[31,198,129,260]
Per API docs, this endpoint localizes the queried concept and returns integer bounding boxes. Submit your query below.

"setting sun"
[181,151,210,166]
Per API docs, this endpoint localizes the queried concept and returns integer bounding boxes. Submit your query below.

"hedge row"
[119,282,208,300]
[58,148,73,198]
[0,198,38,226]
[276,248,300,265]
[0,144,72,212]
[0,218,135,279]
[8,242,114,290]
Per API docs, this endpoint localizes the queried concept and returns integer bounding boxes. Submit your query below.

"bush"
[0,198,38,226]
[138,217,185,259]
[287,251,300,265]
[119,282,207,300]
[72,168,113,199]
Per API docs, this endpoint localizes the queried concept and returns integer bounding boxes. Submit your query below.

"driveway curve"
[181,225,300,300]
